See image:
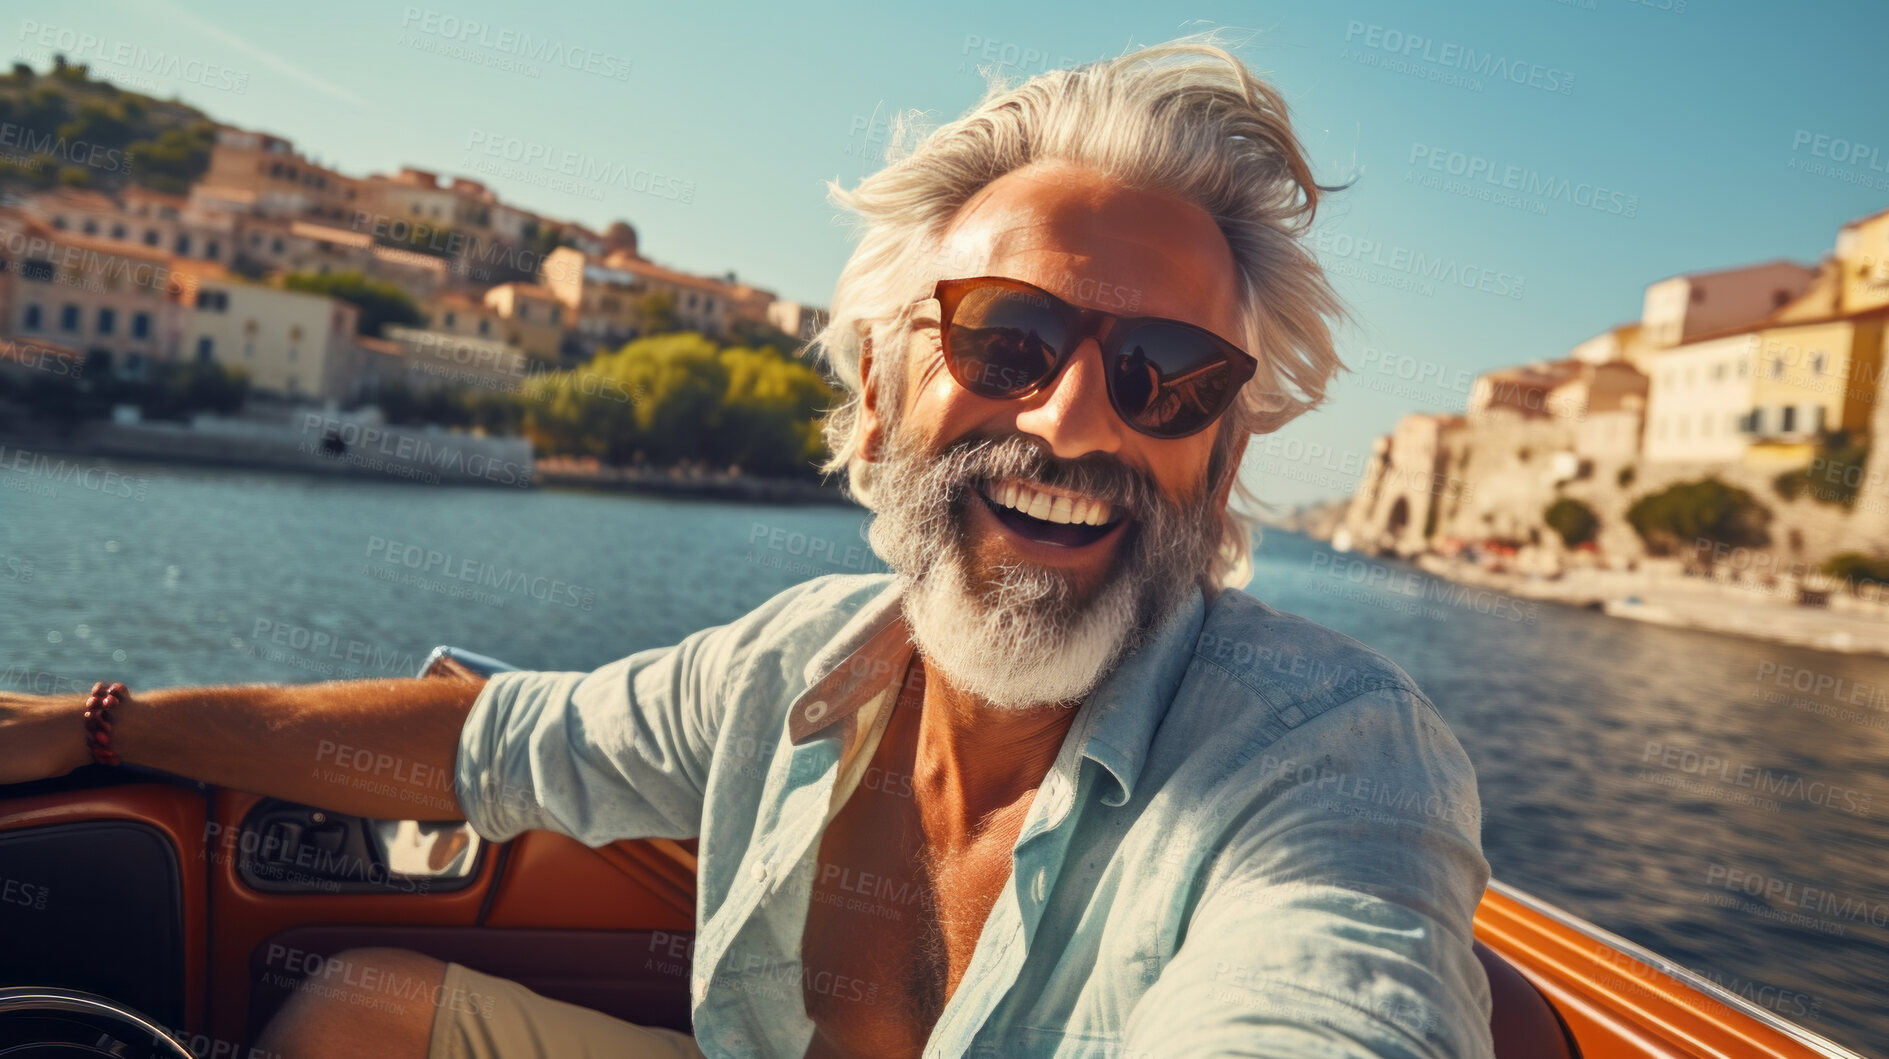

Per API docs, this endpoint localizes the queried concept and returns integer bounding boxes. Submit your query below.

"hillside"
[0,57,217,195]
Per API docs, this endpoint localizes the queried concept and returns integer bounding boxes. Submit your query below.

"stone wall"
[1342,408,1881,572]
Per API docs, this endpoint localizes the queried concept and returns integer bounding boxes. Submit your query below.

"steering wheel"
[0,987,195,1058]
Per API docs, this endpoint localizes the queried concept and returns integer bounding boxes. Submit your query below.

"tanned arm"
[1,677,485,820]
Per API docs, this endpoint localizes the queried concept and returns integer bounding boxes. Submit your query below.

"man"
[2,39,1492,1058]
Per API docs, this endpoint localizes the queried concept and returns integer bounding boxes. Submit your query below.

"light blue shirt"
[456,572,1494,1058]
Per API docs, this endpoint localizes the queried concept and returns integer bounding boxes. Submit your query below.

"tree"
[636,290,679,336]
[1821,553,1889,595]
[1625,478,1770,568]
[1543,498,1599,548]
[1772,433,1869,508]
[281,271,423,337]
[716,346,835,475]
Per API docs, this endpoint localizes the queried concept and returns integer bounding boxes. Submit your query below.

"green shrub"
[1821,552,1889,594]
[1544,498,1600,547]
[1625,477,1770,563]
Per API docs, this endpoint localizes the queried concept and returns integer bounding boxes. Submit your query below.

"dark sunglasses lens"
[1107,322,1242,437]
[945,285,1069,397]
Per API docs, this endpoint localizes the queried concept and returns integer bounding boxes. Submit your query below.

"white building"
[1641,334,1759,463]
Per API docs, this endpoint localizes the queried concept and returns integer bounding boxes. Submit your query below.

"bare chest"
[798,752,1029,1058]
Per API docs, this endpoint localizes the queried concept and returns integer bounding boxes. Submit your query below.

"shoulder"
[1190,587,1435,731]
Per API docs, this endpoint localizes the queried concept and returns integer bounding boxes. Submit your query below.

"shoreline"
[1407,553,1889,657]
[0,427,856,507]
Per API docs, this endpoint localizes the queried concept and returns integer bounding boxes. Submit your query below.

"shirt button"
[1031,868,1047,903]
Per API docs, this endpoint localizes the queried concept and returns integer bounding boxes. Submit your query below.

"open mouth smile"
[974,477,1128,549]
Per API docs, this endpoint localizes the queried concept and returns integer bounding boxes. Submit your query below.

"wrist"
[82,681,129,767]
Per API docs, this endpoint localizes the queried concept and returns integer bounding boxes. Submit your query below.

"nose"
[1012,338,1126,459]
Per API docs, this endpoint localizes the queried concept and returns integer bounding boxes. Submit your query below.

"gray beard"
[866,426,1221,711]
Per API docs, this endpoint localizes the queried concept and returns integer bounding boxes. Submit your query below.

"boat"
[0,646,1867,1057]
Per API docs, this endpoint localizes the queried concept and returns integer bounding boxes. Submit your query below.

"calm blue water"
[3,460,1886,1055]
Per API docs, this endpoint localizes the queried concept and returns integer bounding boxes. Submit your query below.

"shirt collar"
[785,576,1207,807]
[787,578,912,743]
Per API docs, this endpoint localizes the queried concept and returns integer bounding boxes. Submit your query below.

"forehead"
[935,161,1243,340]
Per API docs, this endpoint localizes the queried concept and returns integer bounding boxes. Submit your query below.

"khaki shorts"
[427,961,706,1059]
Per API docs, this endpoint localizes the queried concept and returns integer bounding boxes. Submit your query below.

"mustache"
[919,430,1178,524]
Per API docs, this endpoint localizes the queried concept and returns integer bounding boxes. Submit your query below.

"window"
[1810,352,1827,375]
[96,308,115,336]
[198,290,231,312]
[23,304,42,330]
[144,229,160,247]
[550,306,563,325]
[175,233,192,255]
[1769,358,1785,379]
[477,319,490,336]
[22,259,54,282]
[111,223,126,240]
[196,336,214,361]
[51,216,67,230]
[60,304,81,332]
[132,312,150,339]
[1781,405,1797,432]
[82,219,98,235]
[271,238,284,254]
[443,311,457,328]
[123,353,146,378]
[205,239,220,261]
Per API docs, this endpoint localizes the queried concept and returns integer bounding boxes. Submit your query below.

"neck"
[908,655,1082,849]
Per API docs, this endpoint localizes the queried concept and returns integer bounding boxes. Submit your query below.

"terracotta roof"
[26,188,119,213]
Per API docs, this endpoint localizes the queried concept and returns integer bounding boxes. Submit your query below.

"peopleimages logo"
[398,8,632,80]
[1408,144,1638,218]
[1342,21,1575,95]
[464,130,695,204]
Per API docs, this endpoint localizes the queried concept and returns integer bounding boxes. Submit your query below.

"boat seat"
[1476,939,1581,1058]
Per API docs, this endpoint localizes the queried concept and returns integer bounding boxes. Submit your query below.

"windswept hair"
[809,34,1347,590]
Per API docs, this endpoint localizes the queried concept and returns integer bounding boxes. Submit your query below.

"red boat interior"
[0,771,1854,1058]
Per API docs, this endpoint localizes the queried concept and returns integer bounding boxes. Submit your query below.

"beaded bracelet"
[82,681,127,767]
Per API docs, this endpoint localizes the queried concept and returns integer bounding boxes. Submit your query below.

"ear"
[858,333,884,462]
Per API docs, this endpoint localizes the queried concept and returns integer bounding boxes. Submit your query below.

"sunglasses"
[925,276,1258,439]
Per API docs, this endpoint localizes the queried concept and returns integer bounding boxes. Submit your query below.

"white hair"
[809,34,1348,591]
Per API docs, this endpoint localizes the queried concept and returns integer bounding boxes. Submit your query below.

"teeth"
[984,479,1116,527]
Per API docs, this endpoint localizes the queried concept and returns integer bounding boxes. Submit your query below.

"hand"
[0,690,93,784]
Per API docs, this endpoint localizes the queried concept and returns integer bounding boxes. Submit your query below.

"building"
[21,187,239,267]
[1637,260,1818,349]
[426,292,506,342]
[180,280,364,402]
[372,325,536,396]
[542,246,646,355]
[482,282,567,362]
[197,127,361,222]
[1643,211,1889,467]
[766,300,827,342]
[2,213,187,379]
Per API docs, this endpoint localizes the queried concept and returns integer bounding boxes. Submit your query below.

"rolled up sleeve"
[1121,685,1493,1059]
[454,577,833,847]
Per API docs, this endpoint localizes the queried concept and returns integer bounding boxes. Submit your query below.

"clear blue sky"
[17,0,1887,505]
